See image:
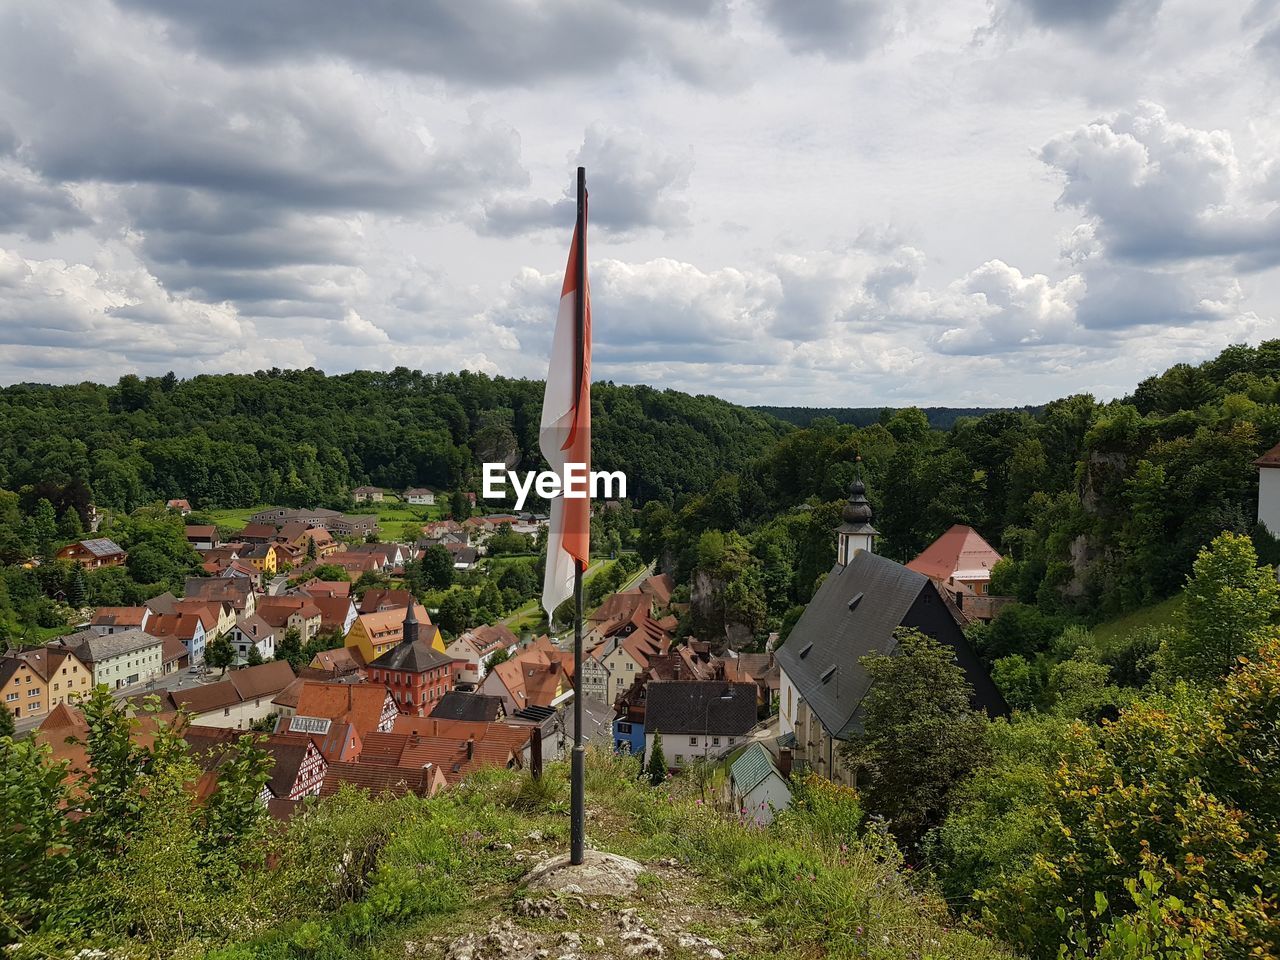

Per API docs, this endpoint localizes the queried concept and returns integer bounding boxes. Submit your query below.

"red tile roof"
[906,525,1003,582]
[1255,441,1280,467]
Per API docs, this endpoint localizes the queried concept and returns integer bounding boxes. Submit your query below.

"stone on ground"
[522,849,647,897]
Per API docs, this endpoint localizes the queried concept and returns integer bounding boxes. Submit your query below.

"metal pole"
[570,165,587,866]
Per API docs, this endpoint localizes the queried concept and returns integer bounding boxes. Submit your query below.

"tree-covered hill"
[641,341,1280,643]
[754,405,1041,429]
[0,369,789,514]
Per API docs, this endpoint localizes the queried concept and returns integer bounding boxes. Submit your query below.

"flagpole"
[570,165,587,867]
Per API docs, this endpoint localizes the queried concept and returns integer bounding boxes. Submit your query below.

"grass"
[1092,595,1182,647]
[205,497,446,533]
[200,753,1013,960]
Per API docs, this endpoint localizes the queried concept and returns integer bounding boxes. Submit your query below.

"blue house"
[613,714,645,754]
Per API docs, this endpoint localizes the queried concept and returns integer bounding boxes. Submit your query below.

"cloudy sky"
[1,0,1278,406]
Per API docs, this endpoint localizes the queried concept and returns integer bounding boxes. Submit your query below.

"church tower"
[836,457,877,566]
[402,600,419,647]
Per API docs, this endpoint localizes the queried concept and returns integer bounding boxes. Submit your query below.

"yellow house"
[2,646,92,721]
[344,604,442,663]
[243,543,278,575]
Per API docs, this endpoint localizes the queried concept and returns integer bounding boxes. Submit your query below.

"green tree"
[204,633,236,674]
[246,644,265,666]
[274,626,305,671]
[842,629,991,847]
[0,706,14,739]
[1167,531,1280,681]
[450,491,472,521]
[437,589,474,635]
[29,498,59,559]
[420,544,454,590]
[646,732,668,785]
[56,506,85,541]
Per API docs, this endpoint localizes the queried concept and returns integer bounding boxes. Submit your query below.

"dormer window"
[847,592,864,611]
[799,643,813,659]
[820,665,837,684]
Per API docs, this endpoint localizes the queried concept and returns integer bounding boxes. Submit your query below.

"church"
[776,463,1007,786]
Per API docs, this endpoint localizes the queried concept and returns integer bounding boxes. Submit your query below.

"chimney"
[466,736,475,760]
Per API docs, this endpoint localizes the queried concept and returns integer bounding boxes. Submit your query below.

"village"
[3,469,1027,826]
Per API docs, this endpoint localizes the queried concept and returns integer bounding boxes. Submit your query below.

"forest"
[0,368,786,518]
[640,341,1280,644]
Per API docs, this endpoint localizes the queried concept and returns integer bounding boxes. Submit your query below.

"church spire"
[836,456,877,565]
[402,601,419,647]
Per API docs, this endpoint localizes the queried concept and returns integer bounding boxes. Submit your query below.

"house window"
[689,737,698,746]
[712,737,720,746]
[728,737,736,746]
[224,707,231,716]
[674,754,684,764]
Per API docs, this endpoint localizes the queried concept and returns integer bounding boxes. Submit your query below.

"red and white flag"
[540,207,591,617]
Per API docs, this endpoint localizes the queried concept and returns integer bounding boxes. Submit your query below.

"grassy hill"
[104,753,1010,960]
[1091,595,1182,648]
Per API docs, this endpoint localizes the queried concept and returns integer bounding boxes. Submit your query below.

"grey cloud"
[111,0,736,88]
[759,0,894,60]
[477,126,693,238]
[0,2,530,317]
[0,161,92,241]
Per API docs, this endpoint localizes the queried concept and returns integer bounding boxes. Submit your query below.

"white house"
[404,487,436,506]
[1257,442,1280,535]
[54,629,165,689]
[728,742,791,826]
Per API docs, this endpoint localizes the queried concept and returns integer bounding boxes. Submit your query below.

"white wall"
[1260,468,1280,536]
[777,667,800,737]
[736,773,791,826]
[190,696,278,730]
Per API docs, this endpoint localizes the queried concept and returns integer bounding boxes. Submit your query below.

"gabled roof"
[457,624,517,657]
[54,628,159,663]
[185,525,217,540]
[352,604,431,644]
[369,630,452,673]
[145,611,211,641]
[292,681,392,737]
[262,733,321,799]
[730,741,782,796]
[185,577,254,606]
[73,538,126,558]
[488,636,572,708]
[319,760,441,798]
[642,680,757,736]
[775,550,1000,740]
[230,660,296,700]
[301,580,351,598]
[1255,440,1280,468]
[589,590,648,626]
[90,606,149,627]
[310,595,356,631]
[906,525,1003,582]
[380,716,533,783]
[358,588,414,614]
[240,523,279,541]
[255,597,323,627]
[309,647,365,674]
[429,691,506,722]
[640,573,675,607]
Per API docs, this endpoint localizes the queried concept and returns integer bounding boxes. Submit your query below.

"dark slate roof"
[642,681,757,736]
[79,538,125,557]
[774,550,928,740]
[429,691,506,722]
[370,633,454,673]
